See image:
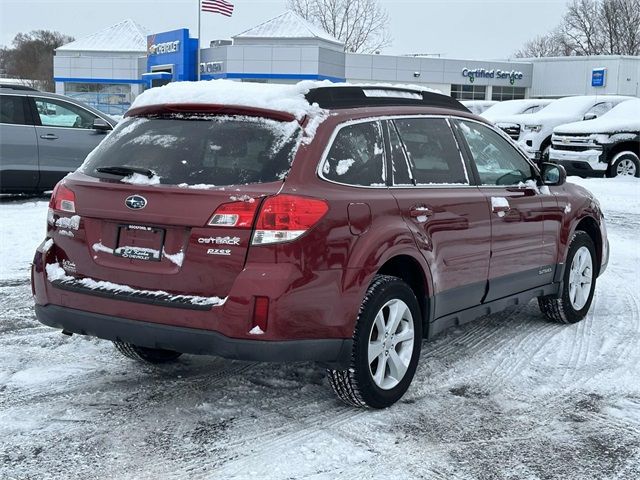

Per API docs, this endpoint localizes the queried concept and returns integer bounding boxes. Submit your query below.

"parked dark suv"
[32,83,609,408]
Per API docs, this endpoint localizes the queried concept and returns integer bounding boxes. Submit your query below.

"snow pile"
[45,263,226,307]
[491,196,510,217]
[554,98,640,134]
[120,172,161,186]
[54,215,81,230]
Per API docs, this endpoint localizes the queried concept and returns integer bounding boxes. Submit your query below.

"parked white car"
[513,95,633,163]
[481,99,555,140]
[550,98,640,178]
[461,100,498,115]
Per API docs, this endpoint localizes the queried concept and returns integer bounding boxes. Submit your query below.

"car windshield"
[81,114,302,186]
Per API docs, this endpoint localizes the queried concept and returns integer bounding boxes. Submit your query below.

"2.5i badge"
[207,248,232,256]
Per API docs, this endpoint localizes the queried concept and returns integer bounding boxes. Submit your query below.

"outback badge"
[125,195,147,210]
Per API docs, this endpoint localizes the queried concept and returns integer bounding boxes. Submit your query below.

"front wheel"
[327,275,422,408]
[113,341,183,364]
[538,231,596,324]
[608,151,639,178]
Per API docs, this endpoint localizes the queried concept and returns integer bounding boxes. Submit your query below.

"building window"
[491,86,526,101]
[64,83,132,115]
[450,84,487,100]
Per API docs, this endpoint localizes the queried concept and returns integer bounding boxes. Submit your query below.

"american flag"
[201,0,234,17]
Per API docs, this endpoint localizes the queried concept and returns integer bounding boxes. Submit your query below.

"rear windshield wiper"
[96,166,156,178]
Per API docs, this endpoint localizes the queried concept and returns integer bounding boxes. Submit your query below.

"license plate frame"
[113,224,166,262]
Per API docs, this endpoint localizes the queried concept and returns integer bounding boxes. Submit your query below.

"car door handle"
[409,206,433,222]
[40,134,59,140]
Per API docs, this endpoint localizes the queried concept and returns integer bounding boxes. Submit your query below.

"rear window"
[81,114,302,186]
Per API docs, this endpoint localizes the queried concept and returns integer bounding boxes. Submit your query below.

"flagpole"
[197,0,202,81]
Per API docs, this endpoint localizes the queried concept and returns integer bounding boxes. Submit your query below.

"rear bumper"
[35,304,353,367]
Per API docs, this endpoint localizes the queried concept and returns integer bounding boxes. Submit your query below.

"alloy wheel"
[568,246,593,310]
[368,298,415,390]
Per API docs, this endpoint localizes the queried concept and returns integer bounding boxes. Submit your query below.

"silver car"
[0,85,116,194]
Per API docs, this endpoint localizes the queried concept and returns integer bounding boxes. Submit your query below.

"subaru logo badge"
[125,195,147,210]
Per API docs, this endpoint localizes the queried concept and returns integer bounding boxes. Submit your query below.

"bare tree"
[514,30,572,58]
[515,0,640,57]
[1,30,73,91]
[288,0,392,53]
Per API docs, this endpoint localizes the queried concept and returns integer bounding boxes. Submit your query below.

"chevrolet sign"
[148,40,180,55]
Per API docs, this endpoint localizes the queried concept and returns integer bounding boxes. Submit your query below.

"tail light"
[252,194,328,245]
[49,182,76,213]
[208,200,259,228]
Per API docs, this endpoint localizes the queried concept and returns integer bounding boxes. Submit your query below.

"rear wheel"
[538,231,596,324]
[113,341,183,364]
[327,275,422,408]
[608,151,639,178]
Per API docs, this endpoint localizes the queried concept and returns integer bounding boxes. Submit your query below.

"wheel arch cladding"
[574,216,602,276]
[609,141,640,160]
[377,254,430,333]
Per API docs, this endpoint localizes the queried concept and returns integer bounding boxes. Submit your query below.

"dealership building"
[53,13,640,115]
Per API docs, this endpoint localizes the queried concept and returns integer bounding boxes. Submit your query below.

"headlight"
[524,124,542,132]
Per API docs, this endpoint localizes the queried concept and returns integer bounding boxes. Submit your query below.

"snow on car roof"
[129,79,331,120]
[537,95,631,116]
[554,98,640,134]
[481,99,554,119]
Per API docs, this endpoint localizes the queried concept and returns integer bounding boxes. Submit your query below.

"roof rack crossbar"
[305,86,469,112]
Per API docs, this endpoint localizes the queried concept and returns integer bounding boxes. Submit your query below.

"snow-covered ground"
[1,177,639,480]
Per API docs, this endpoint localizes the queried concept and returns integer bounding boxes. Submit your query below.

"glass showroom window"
[492,86,526,101]
[64,83,132,115]
[450,84,487,100]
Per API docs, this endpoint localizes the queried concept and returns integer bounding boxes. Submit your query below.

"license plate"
[114,224,165,262]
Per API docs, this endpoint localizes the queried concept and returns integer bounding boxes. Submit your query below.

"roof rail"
[305,85,470,112]
[0,84,39,92]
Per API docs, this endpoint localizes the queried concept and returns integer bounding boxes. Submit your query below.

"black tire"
[327,275,422,409]
[607,151,640,178]
[538,231,597,324]
[113,341,183,364]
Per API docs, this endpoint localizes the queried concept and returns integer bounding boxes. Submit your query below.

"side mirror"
[583,113,598,121]
[92,117,112,132]
[540,162,566,186]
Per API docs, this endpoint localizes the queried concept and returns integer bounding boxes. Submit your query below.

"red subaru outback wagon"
[32,82,609,408]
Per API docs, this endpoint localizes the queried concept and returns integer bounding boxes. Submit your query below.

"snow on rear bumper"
[32,239,355,343]
[34,304,352,366]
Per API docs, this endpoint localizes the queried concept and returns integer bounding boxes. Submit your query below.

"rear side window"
[0,95,30,125]
[322,121,386,186]
[393,118,468,185]
[81,115,302,186]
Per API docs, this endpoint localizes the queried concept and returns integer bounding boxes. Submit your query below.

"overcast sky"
[0,0,568,59]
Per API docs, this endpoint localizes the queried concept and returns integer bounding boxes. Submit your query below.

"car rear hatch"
[47,112,302,304]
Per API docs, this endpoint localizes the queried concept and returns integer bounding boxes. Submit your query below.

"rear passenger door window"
[456,120,534,186]
[0,95,32,125]
[393,118,468,185]
[322,121,386,186]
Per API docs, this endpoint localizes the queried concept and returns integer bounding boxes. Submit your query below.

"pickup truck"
[513,95,632,164]
[481,98,555,141]
[550,98,640,177]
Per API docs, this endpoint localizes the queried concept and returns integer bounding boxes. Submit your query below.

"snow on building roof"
[57,19,150,53]
[233,11,343,46]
